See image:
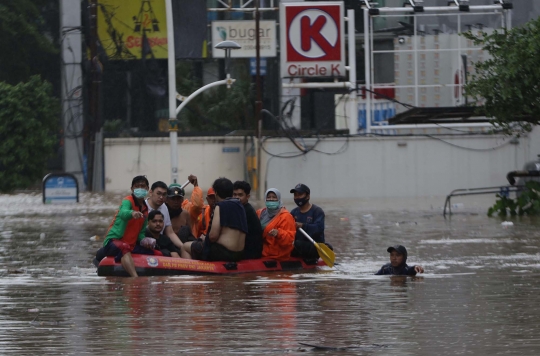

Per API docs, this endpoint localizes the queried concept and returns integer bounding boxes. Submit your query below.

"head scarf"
[259,188,283,228]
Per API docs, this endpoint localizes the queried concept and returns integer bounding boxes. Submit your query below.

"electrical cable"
[424,134,512,151]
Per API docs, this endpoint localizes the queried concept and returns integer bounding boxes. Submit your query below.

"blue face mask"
[266,201,280,210]
[133,188,148,199]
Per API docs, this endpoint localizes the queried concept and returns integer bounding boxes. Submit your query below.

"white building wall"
[105,128,540,199]
[104,136,248,192]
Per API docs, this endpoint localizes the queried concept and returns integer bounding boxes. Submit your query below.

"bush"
[0,76,60,191]
[488,181,540,216]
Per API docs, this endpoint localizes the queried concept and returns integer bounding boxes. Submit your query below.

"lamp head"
[214,40,242,51]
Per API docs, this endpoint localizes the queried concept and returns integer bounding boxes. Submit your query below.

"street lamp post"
[167,38,241,183]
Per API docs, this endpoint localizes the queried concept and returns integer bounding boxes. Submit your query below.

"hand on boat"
[415,266,424,274]
[131,211,144,219]
[140,237,156,249]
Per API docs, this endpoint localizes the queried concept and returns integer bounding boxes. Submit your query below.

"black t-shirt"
[216,198,248,234]
[243,202,263,259]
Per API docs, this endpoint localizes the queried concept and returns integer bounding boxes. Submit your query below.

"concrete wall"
[104,136,249,192]
[260,129,540,199]
[104,128,540,199]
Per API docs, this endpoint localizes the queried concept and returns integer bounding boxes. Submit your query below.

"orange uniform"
[256,207,296,260]
[181,186,204,237]
[194,205,213,238]
[183,201,214,239]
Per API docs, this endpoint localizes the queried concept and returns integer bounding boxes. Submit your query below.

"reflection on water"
[0,192,540,354]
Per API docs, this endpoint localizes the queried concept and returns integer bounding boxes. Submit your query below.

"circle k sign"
[280,2,345,78]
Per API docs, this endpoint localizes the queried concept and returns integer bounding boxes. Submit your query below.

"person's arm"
[274,213,296,248]
[298,208,325,242]
[408,265,424,275]
[137,219,148,243]
[165,225,183,248]
[375,264,393,275]
[188,186,203,223]
[208,206,221,242]
[118,199,135,220]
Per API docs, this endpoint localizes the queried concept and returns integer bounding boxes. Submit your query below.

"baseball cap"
[207,187,216,196]
[167,183,185,198]
[290,183,310,194]
[387,245,408,257]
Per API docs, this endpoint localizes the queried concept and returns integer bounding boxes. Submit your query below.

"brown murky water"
[1,192,540,355]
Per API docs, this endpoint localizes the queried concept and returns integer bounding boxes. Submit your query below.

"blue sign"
[222,147,240,153]
[43,173,79,204]
[250,58,267,76]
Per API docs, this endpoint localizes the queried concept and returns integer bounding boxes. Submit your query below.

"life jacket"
[256,207,296,260]
[193,205,213,238]
[180,186,204,238]
[105,195,148,249]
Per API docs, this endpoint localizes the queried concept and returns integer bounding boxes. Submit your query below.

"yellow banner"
[97,0,168,60]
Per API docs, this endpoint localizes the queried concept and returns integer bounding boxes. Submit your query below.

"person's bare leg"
[181,241,193,259]
[121,252,138,277]
[170,252,180,258]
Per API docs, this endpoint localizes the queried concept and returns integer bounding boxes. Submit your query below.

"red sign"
[280,2,345,78]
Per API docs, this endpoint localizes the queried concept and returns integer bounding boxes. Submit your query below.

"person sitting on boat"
[166,174,203,242]
[233,180,263,259]
[256,188,296,260]
[289,183,332,261]
[187,187,217,239]
[95,175,158,277]
[181,178,247,262]
[375,245,424,276]
[146,181,183,250]
[145,210,182,258]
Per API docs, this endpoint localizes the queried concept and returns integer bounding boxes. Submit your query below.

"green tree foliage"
[0,76,60,191]
[488,181,540,217]
[175,61,254,132]
[463,18,540,136]
[0,0,59,85]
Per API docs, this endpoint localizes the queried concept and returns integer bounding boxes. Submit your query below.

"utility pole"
[60,0,85,190]
[87,0,103,191]
[255,0,263,200]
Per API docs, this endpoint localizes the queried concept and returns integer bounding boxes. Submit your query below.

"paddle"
[299,228,335,267]
[180,180,190,189]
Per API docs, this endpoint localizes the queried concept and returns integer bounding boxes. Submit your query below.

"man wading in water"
[375,245,424,276]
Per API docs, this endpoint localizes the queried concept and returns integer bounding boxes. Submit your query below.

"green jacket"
[103,195,148,248]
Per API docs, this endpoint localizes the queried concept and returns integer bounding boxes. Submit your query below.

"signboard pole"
[165,0,179,184]
[347,9,357,135]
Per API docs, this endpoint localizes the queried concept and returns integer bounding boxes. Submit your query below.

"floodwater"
[1,192,540,355]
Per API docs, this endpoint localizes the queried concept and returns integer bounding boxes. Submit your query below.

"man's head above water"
[387,245,408,267]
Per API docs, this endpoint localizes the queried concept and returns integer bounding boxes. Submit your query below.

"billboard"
[280,2,345,78]
[211,20,277,58]
[97,0,168,60]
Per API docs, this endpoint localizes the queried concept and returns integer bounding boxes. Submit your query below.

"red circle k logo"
[286,5,342,62]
